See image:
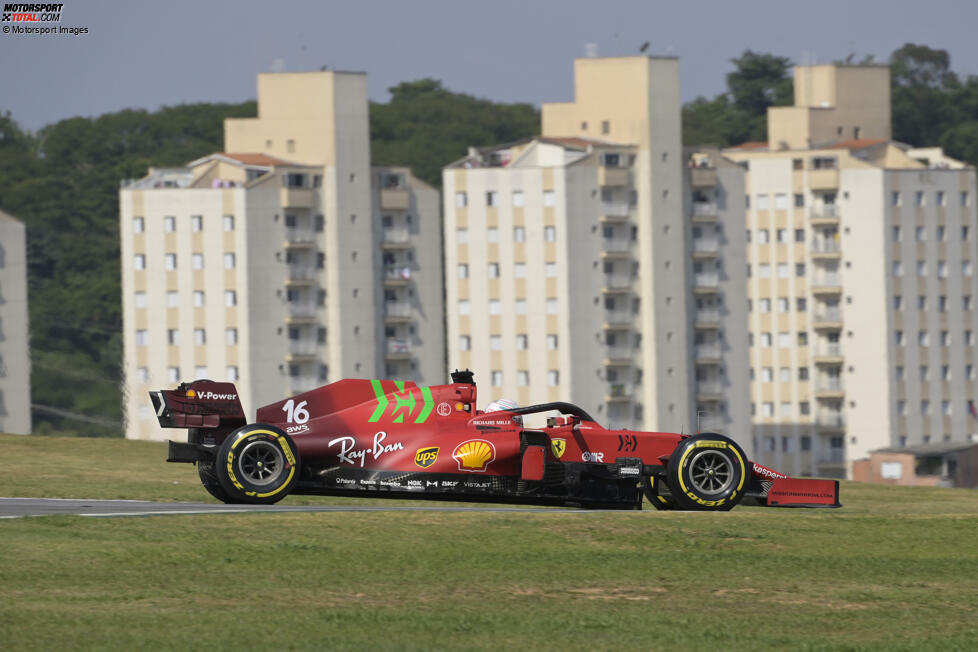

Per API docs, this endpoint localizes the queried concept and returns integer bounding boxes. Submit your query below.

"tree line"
[0,43,974,436]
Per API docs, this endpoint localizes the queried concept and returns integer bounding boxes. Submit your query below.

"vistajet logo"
[2,3,64,22]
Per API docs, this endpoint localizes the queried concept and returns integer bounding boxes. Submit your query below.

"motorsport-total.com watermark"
[2,3,89,36]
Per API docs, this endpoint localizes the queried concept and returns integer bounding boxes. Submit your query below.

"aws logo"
[414,447,439,468]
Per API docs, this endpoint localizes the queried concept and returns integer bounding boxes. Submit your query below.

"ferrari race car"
[153,370,841,511]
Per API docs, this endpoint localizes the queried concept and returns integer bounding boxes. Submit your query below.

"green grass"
[1,434,977,650]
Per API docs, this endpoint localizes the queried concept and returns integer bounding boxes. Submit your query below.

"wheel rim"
[688,449,734,495]
[238,440,285,486]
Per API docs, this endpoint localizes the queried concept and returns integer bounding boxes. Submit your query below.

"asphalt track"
[0,497,604,519]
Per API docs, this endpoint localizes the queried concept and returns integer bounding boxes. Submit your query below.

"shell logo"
[452,439,496,472]
[186,390,197,398]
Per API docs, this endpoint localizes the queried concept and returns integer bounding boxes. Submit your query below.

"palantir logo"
[2,3,64,22]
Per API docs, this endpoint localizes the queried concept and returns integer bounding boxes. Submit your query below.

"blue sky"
[2,0,977,131]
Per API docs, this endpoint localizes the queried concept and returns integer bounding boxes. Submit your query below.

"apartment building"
[443,56,750,445]
[120,71,442,441]
[0,210,31,435]
[724,64,978,478]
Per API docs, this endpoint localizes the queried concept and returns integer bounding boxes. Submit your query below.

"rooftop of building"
[446,135,635,169]
[873,441,978,456]
[723,139,971,170]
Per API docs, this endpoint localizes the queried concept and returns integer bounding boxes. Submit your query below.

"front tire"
[215,424,300,504]
[643,476,677,511]
[666,433,748,511]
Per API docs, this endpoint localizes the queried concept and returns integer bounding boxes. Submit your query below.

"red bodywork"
[156,374,841,509]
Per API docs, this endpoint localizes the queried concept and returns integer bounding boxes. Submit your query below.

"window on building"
[938,261,949,278]
[962,191,971,207]
[191,215,203,232]
[938,295,947,312]
[895,366,904,381]
[514,263,527,278]
[167,329,179,346]
[757,229,769,243]
[759,298,771,313]
[517,371,529,386]
[936,191,946,206]
[458,300,471,316]
[777,297,789,312]
[778,332,791,348]
[895,330,904,345]
[761,367,773,383]
[486,191,498,206]
[757,194,770,210]
[224,253,235,269]
[915,191,925,207]
[774,194,788,211]
[897,400,906,416]
[165,254,177,271]
[223,215,235,231]
[920,365,929,381]
[134,254,146,270]
[918,295,927,310]
[455,192,467,208]
[964,226,971,240]
[545,262,557,278]
[226,328,237,345]
[544,226,557,242]
[194,329,206,346]
[512,190,525,207]
[792,158,803,170]
[515,299,527,315]
[758,263,771,278]
[487,227,499,243]
[490,335,502,350]
[543,190,556,207]
[894,295,903,310]
[135,330,148,346]
[457,264,469,279]
[546,298,558,314]
[917,260,927,276]
[457,228,468,244]
[798,332,808,346]
[966,364,975,380]
[487,263,500,278]
[133,217,145,233]
[491,370,503,386]
[761,402,774,418]
[921,400,931,415]
[965,295,973,311]
[777,263,789,279]
[601,120,610,135]
[191,253,204,270]
[166,291,179,308]
[459,335,471,351]
[967,330,975,346]
[547,370,559,386]
[796,298,807,312]
[964,261,974,277]
[488,300,501,315]
[226,366,238,382]
[167,367,180,383]
[760,332,772,347]
[515,334,528,350]
[225,290,236,307]
[919,331,930,347]
[134,292,147,309]
[916,226,926,241]
[514,226,526,242]
[936,225,946,241]
[164,216,176,233]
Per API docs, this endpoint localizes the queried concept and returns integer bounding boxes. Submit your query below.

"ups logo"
[414,446,439,468]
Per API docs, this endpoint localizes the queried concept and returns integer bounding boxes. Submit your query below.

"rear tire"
[215,424,300,504]
[197,457,235,503]
[666,433,748,511]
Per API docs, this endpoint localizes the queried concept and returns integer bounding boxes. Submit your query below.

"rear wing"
[150,380,247,430]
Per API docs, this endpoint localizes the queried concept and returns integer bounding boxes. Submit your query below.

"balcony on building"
[692,237,720,258]
[385,338,412,360]
[381,227,412,248]
[379,172,410,210]
[811,237,841,258]
[601,236,635,259]
[689,166,718,189]
[809,203,840,225]
[606,382,634,402]
[383,264,412,287]
[813,341,844,364]
[812,306,843,328]
[694,344,722,364]
[604,346,635,366]
[284,225,316,248]
[603,309,637,328]
[280,173,314,208]
[285,265,316,286]
[602,272,636,293]
[810,272,842,294]
[818,447,846,466]
[816,411,846,431]
[384,301,413,322]
[285,301,318,323]
[695,381,725,400]
[815,378,844,399]
[808,156,839,190]
[691,201,719,221]
[694,307,721,329]
[598,152,631,187]
[286,339,318,362]
[693,273,720,293]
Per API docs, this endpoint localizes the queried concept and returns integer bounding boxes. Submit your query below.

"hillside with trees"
[0,43,975,436]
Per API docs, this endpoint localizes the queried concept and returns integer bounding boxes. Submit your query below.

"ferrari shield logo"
[550,438,566,459]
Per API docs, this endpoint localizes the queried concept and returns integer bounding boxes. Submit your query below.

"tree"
[890,43,960,148]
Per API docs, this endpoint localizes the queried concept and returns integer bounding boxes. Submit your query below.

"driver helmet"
[485,398,522,424]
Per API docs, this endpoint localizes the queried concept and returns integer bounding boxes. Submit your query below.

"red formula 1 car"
[153,370,840,511]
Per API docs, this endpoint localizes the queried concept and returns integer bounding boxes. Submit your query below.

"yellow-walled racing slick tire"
[643,476,677,511]
[215,424,300,504]
[666,433,748,511]
[197,456,234,503]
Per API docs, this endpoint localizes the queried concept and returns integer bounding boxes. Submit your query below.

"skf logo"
[452,439,495,472]
[550,438,566,459]
[414,446,439,468]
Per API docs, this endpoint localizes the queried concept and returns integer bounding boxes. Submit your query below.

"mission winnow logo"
[2,3,63,21]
